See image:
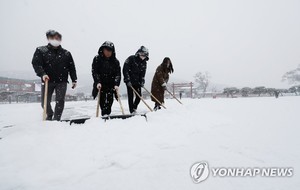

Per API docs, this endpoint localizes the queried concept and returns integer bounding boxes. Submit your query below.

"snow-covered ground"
[0,96,299,189]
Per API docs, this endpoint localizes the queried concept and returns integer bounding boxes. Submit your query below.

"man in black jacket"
[123,46,149,114]
[92,41,121,116]
[32,30,77,121]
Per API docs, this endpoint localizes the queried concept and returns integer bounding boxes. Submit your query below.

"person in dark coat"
[274,90,279,98]
[151,57,174,111]
[92,41,121,116]
[123,46,149,114]
[32,30,77,121]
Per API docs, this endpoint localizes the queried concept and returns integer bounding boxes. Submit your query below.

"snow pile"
[0,97,299,189]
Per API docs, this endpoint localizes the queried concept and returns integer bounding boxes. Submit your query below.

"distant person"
[123,46,149,114]
[151,57,174,111]
[32,30,77,121]
[92,41,121,116]
[274,90,279,98]
[8,95,11,104]
[179,92,182,100]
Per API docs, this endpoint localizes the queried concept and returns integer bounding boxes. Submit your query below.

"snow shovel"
[43,79,49,121]
[61,117,91,125]
[62,88,147,124]
[101,113,147,121]
[142,87,166,109]
[61,88,100,125]
[96,88,101,117]
[166,89,183,104]
[131,86,153,112]
[102,88,148,121]
[116,88,125,115]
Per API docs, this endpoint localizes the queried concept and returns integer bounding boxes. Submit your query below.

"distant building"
[0,76,41,92]
[0,76,41,103]
[0,76,90,103]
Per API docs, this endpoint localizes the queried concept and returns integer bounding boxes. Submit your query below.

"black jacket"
[123,55,147,86]
[92,46,121,98]
[32,44,77,83]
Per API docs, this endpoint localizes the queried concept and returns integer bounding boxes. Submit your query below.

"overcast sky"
[0,0,299,88]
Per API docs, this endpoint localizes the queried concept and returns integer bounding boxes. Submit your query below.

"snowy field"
[0,96,299,189]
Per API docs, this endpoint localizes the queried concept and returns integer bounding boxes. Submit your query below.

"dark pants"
[41,82,67,121]
[99,88,114,116]
[126,85,141,113]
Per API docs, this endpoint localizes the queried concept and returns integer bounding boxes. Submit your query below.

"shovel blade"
[61,117,90,125]
[102,114,147,121]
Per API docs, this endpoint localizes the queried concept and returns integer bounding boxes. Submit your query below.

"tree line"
[194,64,300,98]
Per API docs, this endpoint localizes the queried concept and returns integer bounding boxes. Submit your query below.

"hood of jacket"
[98,41,116,59]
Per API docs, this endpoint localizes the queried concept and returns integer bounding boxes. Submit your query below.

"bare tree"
[282,64,300,85]
[289,85,300,95]
[194,72,211,97]
[266,88,276,96]
[223,87,239,98]
[240,87,252,97]
[253,86,267,96]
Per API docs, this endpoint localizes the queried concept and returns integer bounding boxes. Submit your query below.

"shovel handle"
[96,88,101,117]
[131,86,153,112]
[116,89,125,115]
[142,87,166,109]
[43,79,48,121]
[166,89,183,104]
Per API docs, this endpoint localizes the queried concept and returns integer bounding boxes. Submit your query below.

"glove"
[42,75,50,82]
[162,83,167,90]
[126,82,132,87]
[114,86,119,91]
[72,82,77,89]
[97,83,102,89]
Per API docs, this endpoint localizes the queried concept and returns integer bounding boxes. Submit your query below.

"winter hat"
[136,46,149,59]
